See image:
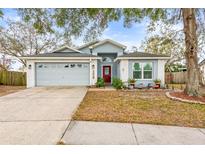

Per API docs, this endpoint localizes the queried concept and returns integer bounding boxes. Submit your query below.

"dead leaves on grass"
[73,91,205,128]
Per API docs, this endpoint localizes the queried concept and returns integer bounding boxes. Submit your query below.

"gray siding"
[117,61,120,78]
[93,43,123,56]
[128,60,158,86]
[79,42,124,56]
[79,42,124,81]
[80,47,91,54]
[97,62,117,78]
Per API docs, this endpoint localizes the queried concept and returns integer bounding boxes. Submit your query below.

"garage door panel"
[36,63,90,86]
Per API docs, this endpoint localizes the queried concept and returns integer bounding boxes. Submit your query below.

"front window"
[143,63,152,79]
[133,62,152,79]
[133,63,142,79]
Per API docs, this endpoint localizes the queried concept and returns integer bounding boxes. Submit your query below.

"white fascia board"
[92,39,127,49]
[20,56,102,60]
[114,57,170,62]
[77,40,99,50]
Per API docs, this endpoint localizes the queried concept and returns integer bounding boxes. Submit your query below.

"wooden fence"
[165,72,187,84]
[0,71,26,86]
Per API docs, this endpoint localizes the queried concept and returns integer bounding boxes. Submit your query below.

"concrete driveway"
[0,86,87,144]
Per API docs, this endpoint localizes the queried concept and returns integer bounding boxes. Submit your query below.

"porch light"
[28,64,32,69]
[89,46,93,55]
[92,64,95,69]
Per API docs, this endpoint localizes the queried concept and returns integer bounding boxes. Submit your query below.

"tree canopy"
[0,19,64,66]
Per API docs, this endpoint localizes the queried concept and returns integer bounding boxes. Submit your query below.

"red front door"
[103,66,111,83]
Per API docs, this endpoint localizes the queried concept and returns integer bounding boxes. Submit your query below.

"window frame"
[133,62,153,80]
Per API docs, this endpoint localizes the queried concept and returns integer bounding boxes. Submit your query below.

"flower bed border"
[165,91,205,105]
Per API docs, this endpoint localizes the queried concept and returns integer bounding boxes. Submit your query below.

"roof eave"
[19,56,102,60]
[77,40,99,50]
[92,39,127,49]
[114,56,170,62]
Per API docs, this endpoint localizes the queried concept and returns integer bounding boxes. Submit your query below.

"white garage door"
[36,63,90,86]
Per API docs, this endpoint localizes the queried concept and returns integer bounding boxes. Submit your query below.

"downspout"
[89,46,93,85]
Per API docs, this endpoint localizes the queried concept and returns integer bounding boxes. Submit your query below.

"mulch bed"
[170,91,205,103]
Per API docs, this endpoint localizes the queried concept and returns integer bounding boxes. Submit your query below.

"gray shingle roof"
[119,51,170,57]
[23,52,98,57]
[77,40,100,50]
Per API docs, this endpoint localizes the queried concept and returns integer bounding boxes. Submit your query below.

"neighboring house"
[21,39,170,88]
[199,59,205,84]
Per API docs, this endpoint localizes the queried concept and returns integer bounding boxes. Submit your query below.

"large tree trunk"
[182,8,200,96]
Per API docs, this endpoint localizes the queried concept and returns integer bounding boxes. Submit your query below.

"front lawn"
[73,90,205,128]
[0,85,25,97]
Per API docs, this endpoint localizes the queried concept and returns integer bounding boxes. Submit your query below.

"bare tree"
[0,54,13,71]
[0,20,64,66]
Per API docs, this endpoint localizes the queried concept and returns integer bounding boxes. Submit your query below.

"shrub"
[96,77,105,87]
[128,78,136,85]
[153,79,161,84]
[112,77,124,89]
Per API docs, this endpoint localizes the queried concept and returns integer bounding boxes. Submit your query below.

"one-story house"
[21,39,170,88]
[199,59,205,84]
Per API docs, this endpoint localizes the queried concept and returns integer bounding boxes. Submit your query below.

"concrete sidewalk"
[62,121,205,145]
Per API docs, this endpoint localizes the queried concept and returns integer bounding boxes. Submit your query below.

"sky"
[73,19,148,50]
[2,9,148,50]
[1,9,148,70]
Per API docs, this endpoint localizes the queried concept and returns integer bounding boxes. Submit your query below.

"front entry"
[103,66,111,83]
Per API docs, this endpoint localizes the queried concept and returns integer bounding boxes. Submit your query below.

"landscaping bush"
[96,77,105,87]
[128,78,136,85]
[112,77,124,89]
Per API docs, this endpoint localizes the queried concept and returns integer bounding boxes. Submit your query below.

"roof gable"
[53,46,81,53]
[77,40,100,50]
[92,39,126,49]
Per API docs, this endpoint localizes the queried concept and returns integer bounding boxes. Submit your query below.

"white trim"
[26,59,92,63]
[53,46,82,53]
[119,60,129,82]
[157,60,166,85]
[115,57,170,61]
[91,39,126,49]
[20,56,102,60]
[77,40,99,50]
[132,62,153,80]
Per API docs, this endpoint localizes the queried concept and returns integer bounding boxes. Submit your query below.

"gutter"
[19,56,102,60]
[114,56,170,62]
